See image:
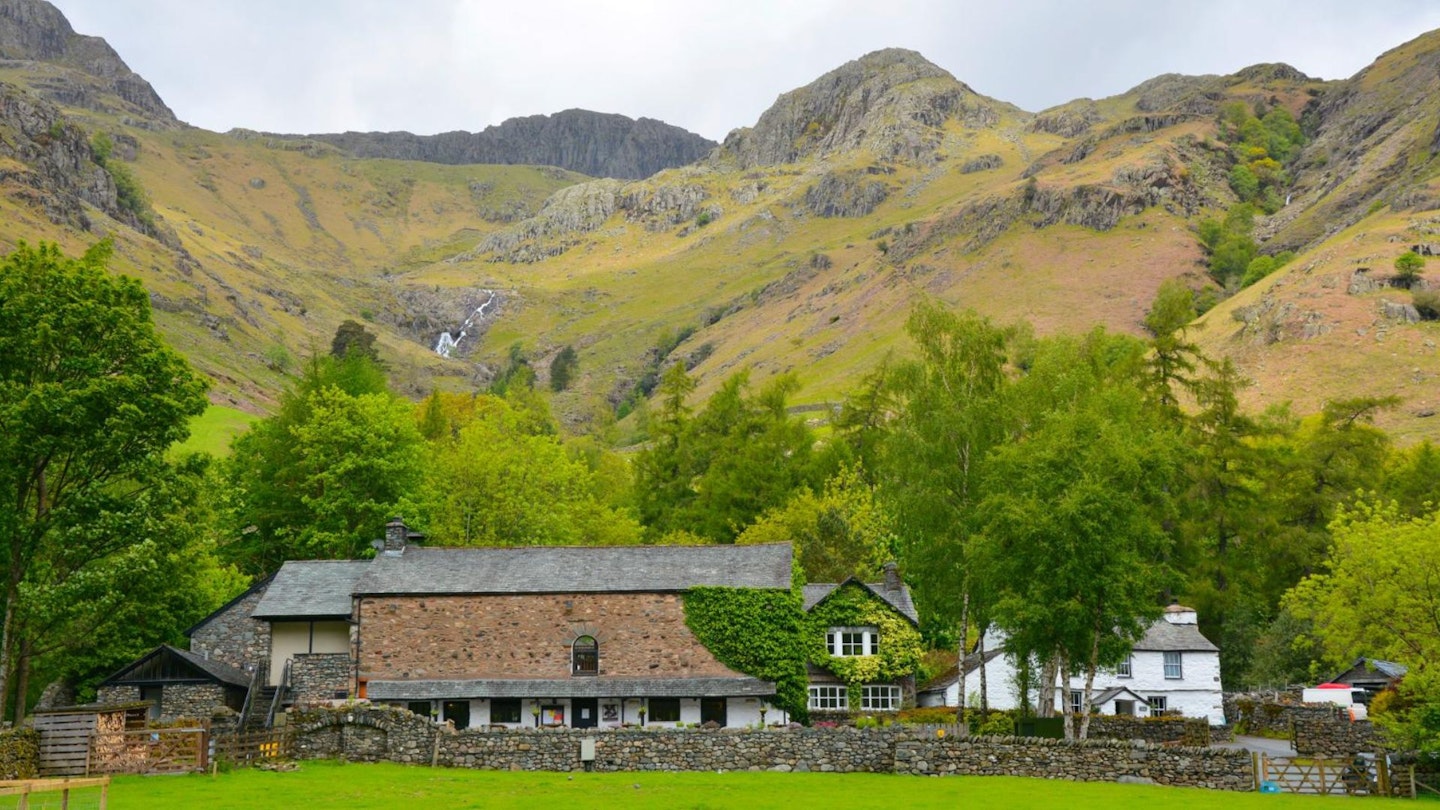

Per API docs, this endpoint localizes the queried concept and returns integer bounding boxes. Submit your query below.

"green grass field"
[173,405,257,458]
[104,761,1362,809]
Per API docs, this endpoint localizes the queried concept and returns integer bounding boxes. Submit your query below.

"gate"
[1256,752,1377,795]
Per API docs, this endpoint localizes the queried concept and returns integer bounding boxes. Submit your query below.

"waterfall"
[434,290,496,358]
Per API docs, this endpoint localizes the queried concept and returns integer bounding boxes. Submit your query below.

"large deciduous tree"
[0,241,209,719]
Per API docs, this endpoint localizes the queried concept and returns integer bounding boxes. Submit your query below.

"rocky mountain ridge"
[0,0,173,122]
[274,109,716,180]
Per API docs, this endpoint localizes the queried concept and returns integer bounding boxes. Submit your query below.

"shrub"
[1413,289,1440,320]
[895,707,960,725]
[1396,251,1426,287]
[978,712,1016,736]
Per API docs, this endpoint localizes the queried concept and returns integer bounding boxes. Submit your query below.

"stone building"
[96,645,249,721]
[801,566,921,715]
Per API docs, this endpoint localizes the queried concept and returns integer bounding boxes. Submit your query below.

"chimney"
[383,517,408,555]
[883,562,901,592]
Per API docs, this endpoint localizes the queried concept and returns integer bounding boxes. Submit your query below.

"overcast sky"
[50,1,1440,141]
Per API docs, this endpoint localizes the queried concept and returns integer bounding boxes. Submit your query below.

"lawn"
[173,404,257,458]
[106,761,1361,810]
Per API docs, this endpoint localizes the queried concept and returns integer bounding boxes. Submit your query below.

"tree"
[417,396,640,547]
[736,464,898,583]
[974,331,1182,738]
[1143,279,1200,412]
[550,345,578,392]
[1285,502,1440,752]
[225,353,421,573]
[0,241,209,719]
[1395,250,1426,288]
[330,319,380,363]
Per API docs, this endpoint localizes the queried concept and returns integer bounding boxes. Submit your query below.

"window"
[826,627,878,657]
[647,698,681,723]
[572,635,598,675]
[1116,657,1132,678]
[1148,696,1168,715]
[442,700,470,730]
[808,685,849,711]
[1070,690,1083,714]
[860,685,901,712]
[1163,651,1183,679]
[490,698,522,724]
[406,700,433,718]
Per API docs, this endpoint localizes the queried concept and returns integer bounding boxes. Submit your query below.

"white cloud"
[50,0,1440,140]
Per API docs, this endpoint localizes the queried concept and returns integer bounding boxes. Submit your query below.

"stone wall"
[358,593,741,681]
[189,582,271,673]
[1084,716,1211,747]
[0,727,38,779]
[1225,694,1300,737]
[162,684,231,721]
[287,706,1253,790]
[1289,705,1379,756]
[292,653,353,705]
[97,685,140,705]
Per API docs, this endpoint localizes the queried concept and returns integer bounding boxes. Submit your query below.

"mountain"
[276,110,717,180]
[0,0,173,122]
[0,0,1439,442]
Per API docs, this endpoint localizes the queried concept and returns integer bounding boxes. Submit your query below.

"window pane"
[491,698,521,723]
[648,698,681,722]
[808,686,849,710]
[1117,658,1132,677]
[1163,652,1182,679]
[861,685,900,711]
[573,635,599,675]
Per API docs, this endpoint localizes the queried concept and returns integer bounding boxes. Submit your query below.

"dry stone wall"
[291,654,352,705]
[1289,706,1379,756]
[0,727,38,779]
[1084,716,1211,747]
[288,706,1253,790]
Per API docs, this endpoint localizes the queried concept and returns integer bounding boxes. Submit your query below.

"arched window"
[572,635,598,675]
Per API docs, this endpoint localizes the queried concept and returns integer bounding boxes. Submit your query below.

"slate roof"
[917,648,1005,694]
[251,560,370,618]
[1091,686,1146,706]
[367,677,776,701]
[1332,657,1409,684]
[802,579,919,625]
[103,644,251,688]
[353,543,793,596]
[1132,617,1219,653]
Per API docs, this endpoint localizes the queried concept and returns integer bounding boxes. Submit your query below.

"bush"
[978,712,1016,736]
[1396,251,1427,287]
[1414,289,1440,320]
[895,707,960,725]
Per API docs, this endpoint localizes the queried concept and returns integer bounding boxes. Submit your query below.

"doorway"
[700,698,727,727]
[573,698,598,728]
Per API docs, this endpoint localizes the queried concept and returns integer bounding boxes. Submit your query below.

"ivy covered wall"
[683,587,809,722]
[806,583,923,689]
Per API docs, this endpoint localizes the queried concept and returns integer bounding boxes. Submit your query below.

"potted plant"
[637,704,647,727]
[531,703,541,728]
[759,704,768,729]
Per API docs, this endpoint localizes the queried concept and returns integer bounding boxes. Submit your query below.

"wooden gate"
[32,712,98,777]
[1257,753,1375,795]
[212,729,293,768]
[88,727,208,775]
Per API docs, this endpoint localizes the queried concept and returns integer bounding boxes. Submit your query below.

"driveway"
[1217,734,1297,757]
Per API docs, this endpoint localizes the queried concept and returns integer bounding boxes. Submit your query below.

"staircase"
[243,686,278,731]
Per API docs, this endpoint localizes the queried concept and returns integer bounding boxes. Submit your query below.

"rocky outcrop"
[804,170,890,217]
[717,49,1011,169]
[0,0,175,122]
[1030,101,1102,138]
[959,154,1003,174]
[0,82,126,228]
[284,110,715,180]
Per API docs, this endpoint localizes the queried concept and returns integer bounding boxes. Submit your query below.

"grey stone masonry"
[1289,705,1380,756]
[291,653,353,706]
[189,583,271,673]
[161,684,229,721]
[97,685,140,705]
[287,706,1255,790]
[1084,716,1211,747]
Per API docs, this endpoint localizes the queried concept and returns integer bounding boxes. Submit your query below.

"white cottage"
[918,605,1225,725]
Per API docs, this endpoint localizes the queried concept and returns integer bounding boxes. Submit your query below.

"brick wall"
[287,706,1255,790]
[358,593,741,681]
[292,653,353,705]
[189,584,271,673]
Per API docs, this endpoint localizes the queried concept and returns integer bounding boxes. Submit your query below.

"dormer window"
[572,635,598,675]
[826,626,878,657]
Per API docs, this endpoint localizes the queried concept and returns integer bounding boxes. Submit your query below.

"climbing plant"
[683,587,809,722]
[805,583,923,688]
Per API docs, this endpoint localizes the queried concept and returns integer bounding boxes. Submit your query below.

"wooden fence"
[31,714,97,778]
[0,776,109,809]
[88,726,207,776]
[212,730,293,768]
[1256,753,1376,795]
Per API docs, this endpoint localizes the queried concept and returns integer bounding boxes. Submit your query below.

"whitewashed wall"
[440,695,768,729]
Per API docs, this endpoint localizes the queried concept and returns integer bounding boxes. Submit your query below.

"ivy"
[805,582,923,689]
[683,587,809,722]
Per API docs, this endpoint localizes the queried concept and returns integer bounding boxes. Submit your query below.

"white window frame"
[1163,651,1183,680]
[1070,690,1083,714]
[1148,695,1168,714]
[826,626,878,657]
[808,685,848,711]
[1116,657,1132,678]
[860,685,901,712]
